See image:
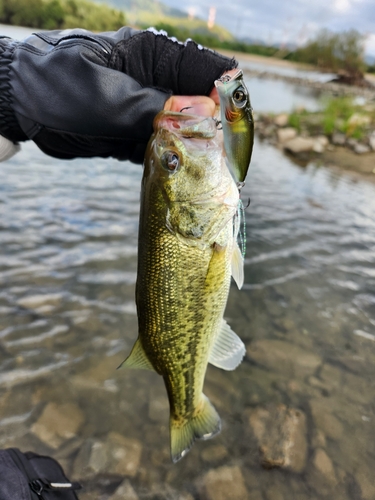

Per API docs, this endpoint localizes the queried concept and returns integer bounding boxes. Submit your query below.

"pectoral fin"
[118,338,155,371]
[231,241,244,289]
[208,319,245,371]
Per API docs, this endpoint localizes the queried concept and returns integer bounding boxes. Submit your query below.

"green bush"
[289,29,366,77]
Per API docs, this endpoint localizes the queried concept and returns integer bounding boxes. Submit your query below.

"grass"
[287,96,375,140]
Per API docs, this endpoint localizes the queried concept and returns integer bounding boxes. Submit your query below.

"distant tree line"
[146,22,278,58]
[287,29,366,77]
[0,0,126,31]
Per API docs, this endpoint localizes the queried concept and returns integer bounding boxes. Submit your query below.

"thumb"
[164,95,216,117]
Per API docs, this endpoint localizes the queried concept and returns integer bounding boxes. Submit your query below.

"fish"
[120,111,246,463]
[215,69,254,184]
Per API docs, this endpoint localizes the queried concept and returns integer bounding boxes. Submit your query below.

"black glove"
[0,27,237,163]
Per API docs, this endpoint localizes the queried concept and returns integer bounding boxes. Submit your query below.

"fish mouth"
[154,111,217,140]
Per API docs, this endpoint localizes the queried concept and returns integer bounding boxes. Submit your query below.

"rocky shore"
[255,110,375,179]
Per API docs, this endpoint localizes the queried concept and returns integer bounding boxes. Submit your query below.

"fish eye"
[161,151,180,172]
[232,86,247,107]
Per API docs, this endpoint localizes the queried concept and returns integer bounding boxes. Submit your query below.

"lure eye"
[161,151,180,172]
[232,86,247,108]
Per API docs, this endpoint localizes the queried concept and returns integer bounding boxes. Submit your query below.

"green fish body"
[121,111,245,463]
[215,69,254,184]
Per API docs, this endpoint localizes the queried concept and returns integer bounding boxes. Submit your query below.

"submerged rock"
[247,404,308,473]
[200,444,228,464]
[196,465,249,500]
[108,480,139,500]
[309,398,344,440]
[247,339,321,378]
[307,448,338,495]
[31,402,85,449]
[72,432,142,480]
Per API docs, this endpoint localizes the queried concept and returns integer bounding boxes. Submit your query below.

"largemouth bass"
[121,111,245,463]
[215,69,254,184]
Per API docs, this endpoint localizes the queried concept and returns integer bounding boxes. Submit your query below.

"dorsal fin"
[208,320,245,371]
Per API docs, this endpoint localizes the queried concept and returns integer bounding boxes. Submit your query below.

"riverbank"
[256,110,375,182]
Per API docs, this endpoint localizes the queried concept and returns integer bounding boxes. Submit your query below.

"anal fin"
[118,338,155,371]
[208,319,245,371]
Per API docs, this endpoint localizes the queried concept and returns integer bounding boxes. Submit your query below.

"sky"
[161,0,375,57]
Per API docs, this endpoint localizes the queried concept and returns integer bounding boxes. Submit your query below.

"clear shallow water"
[1,24,375,500]
[1,137,375,499]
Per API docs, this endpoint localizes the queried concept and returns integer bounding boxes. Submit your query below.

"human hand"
[163,69,241,118]
[164,95,216,117]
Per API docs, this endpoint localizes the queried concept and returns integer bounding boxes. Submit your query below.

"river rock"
[196,465,249,500]
[283,136,315,154]
[246,339,321,378]
[369,132,375,151]
[313,136,329,153]
[277,127,297,143]
[248,404,307,473]
[309,398,344,440]
[307,448,337,493]
[354,143,371,154]
[72,433,142,479]
[108,480,139,500]
[201,444,228,464]
[31,402,85,449]
[347,113,371,127]
[356,467,375,500]
[274,114,289,127]
[331,132,346,145]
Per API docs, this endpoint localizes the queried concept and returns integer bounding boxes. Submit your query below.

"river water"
[1,25,375,500]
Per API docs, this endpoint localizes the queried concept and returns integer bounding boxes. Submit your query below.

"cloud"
[162,0,375,54]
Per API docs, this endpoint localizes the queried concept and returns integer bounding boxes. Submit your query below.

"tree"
[291,29,366,79]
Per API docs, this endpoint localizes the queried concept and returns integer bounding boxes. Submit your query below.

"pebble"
[277,127,297,143]
[311,448,337,487]
[274,114,289,127]
[200,444,228,464]
[247,339,321,378]
[331,132,347,145]
[72,432,142,480]
[309,399,344,440]
[312,135,329,153]
[354,143,371,154]
[31,402,85,449]
[247,404,308,473]
[283,136,316,154]
[196,465,249,500]
[108,480,139,500]
[369,131,375,151]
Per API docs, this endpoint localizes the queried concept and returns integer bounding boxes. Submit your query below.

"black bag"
[0,448,82,499]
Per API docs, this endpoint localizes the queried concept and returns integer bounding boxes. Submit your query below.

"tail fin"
[170,395,221,463]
